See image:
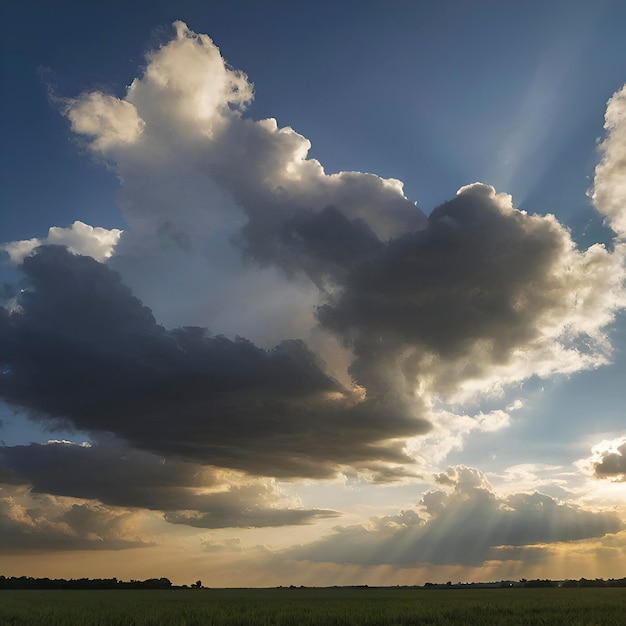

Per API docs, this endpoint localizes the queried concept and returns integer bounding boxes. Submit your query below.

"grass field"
[1,587,625,625]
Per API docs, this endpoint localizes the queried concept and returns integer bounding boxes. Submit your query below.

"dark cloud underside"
[0,441,338,528]
[0,246,429,479]
[593,440,626,481]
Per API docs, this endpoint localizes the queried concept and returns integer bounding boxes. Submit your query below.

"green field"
[1,587,625,625]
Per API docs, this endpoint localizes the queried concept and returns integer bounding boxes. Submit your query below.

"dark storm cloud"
[320,184,559,357]
[0,441,338,528]
[317,183,620,397]
[593,440,626,481]
[0,441,213,505]
[0,246,429,478]
[39,21,623,461]
[287,466,624,567]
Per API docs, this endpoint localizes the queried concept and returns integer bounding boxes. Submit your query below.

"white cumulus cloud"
[65,93,145,153]
[592,84,626,238]
[2,221,122,264]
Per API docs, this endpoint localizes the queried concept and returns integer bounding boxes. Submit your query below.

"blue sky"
[4,0,625,236]
[1,0,626,586]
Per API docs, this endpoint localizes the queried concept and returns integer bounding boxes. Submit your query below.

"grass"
[1,587,625,625]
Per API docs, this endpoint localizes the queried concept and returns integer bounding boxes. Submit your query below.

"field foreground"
[1,587,625,625]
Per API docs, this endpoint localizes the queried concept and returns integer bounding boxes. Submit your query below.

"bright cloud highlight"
[1,19,626,585]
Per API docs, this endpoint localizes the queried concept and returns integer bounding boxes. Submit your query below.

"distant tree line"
[510,578,626,588]
[423,578,626,589]
[0,576,174,590]
[560,578,626,588]
[1,575,625,590]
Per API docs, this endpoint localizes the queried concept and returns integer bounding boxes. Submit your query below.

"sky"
[1,0,626,587]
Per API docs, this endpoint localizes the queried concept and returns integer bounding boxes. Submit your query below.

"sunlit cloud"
[1,221,122,264]
[592,84,626,238]
[1,16,626,584]
[577,435,626,482]
[0,483,153,553]
[287,466,623,568]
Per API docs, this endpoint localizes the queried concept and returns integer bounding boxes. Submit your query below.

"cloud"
[1,221,122,264]
[578,436,626,482]
[64,93,145,153]
[495,463,574,500]
[287,466,623,567]
[64,21,426,284]
[59,22,626,407]
[2,22,625,489]
[135,20,253,129]
[318,183,626,402]
[0,440,338,528]
[594,442,626,480]
[591,84,626,237]
[399,406,514,471]
[0,246,429,479]
[0,484,150,553]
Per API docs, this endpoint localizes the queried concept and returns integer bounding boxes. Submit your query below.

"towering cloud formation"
[64,22,425,279]
[1,22,626,551]
[58,22,626,401]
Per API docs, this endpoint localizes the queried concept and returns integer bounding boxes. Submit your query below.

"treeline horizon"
[0,576,175,590]
[1,575,626,590]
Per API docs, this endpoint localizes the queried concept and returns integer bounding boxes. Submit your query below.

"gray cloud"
[593,440,626,481]
[3,21,625,495]
[321,183,562,359]
[165,507,332,529]
[288,466,623,567]
[0,246,429,479]
[317,183,624,400]
[0,484,150,553]
[0,440,338,528]
[238,204,384,287]
[56,23,626,407]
